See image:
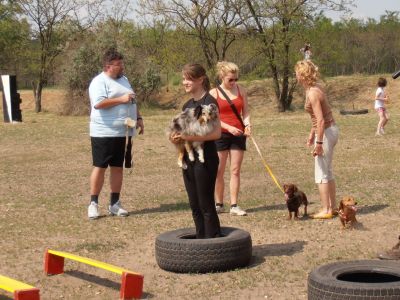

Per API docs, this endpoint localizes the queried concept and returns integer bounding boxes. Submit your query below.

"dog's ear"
[293,185,298,192]
[339,200,344,210]
[210,103,217,112]
[283,184,288,190]
[194,105,203,120]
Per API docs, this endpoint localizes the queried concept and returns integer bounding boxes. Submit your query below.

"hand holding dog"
[169,132,183,144]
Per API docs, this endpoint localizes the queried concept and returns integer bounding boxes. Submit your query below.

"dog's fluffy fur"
[168,103,219,169]
[283,183,308,220]
[339,196,358,229]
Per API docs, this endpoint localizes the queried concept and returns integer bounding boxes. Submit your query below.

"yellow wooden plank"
[0,275,35,293]
[48,250,139,275]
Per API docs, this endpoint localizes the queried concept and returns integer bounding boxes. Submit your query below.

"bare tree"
[139,0,242,70]
[17,0,103,112]
[234,0,353,111]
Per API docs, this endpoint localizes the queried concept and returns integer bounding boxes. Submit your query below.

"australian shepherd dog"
[168,103,219,169]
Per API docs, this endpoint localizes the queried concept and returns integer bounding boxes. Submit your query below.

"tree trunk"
[32,81,43,113]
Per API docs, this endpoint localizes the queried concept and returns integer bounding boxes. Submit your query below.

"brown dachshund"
[339,196,358,229]
[283,183,308,220]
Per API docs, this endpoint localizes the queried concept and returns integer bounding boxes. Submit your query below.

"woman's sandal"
[312,211,333,219]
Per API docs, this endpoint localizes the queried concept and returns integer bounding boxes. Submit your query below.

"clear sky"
[325,0,400,21]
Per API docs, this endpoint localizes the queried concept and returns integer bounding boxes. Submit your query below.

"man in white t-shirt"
[87,49,144,219]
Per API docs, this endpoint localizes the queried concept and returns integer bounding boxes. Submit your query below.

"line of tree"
[1,0,399,113]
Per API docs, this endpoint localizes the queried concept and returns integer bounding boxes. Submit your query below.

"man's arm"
[136,109,144,135]
[94,93,134,109]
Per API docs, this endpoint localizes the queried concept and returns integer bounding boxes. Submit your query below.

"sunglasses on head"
[228,78,239,82]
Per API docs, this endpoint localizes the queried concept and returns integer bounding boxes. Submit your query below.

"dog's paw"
[188,154,195,161]
[199,157,205,163]
[178,161,187,169]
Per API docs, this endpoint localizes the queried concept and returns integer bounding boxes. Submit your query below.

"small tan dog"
[339,196,358,229]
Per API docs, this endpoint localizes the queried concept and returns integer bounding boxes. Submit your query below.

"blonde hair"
[216,61,239,79]
[295,60,319,86]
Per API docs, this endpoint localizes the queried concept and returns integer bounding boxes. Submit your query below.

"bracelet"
[316,141,323,144]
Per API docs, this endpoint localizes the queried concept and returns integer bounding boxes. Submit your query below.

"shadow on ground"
[65,270,154,299]
[129,202,190,215]
[247,202,315,213]
[250,240,307,267]
[246,203,286,213]
[357,204,389,215]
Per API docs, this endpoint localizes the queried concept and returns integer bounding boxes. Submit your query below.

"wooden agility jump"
[44,249,143,299]
[0,274,40,300]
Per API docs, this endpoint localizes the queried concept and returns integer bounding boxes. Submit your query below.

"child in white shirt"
[374,77,389,135]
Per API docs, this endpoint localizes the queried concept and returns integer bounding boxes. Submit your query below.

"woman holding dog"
[209,61,251,216]
[169,63,222,238]
[295,60,339,219]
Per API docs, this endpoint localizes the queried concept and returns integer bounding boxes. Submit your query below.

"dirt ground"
[0,75,399,300]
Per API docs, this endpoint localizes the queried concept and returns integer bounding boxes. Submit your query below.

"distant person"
[209,61,251,216]
[169,63,221,238]
[374,77,389,136]
[87,48,144,220]
[300,43,312,60]
[295,60,339,219]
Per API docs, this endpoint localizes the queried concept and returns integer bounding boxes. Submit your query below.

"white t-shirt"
[374,87,385,109]
[89,72,137,137]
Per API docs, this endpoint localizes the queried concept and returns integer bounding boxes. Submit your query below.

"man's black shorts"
[215,132,247,151]
[91,137,126,168]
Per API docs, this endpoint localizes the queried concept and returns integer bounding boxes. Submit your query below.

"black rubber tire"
[340,109,369,115]
[155,226,252,273]
[308,260,400,299]
[392,69,400,79]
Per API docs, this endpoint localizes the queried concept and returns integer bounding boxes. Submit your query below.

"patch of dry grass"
[0,75,399,299]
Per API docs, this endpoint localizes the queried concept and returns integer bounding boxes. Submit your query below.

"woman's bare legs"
[215,150,229,205]
[229,149,244,205]
[317,183,330,214]
[328,179,336,213]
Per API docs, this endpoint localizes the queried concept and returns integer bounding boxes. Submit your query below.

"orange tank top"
[216,87,244,133]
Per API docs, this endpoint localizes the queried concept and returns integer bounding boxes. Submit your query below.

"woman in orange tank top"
[209,61,251,216]
[295,60,339,220]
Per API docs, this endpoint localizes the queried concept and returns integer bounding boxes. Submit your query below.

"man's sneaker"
[88,202,99,220]
[108,200,129,217]
[215,205,225,214]
[378,236,400,260]
[230,206,247,216]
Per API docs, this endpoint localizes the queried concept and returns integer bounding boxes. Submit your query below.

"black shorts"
[215,132,246,151]
[91,137,126,168]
